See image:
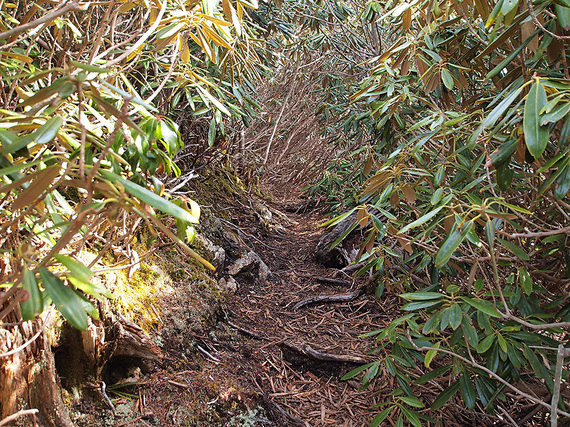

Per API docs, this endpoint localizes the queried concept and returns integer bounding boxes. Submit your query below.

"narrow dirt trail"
[221,198,393,426]
[77,193,396,427]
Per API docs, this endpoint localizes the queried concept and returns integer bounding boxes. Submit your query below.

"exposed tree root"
[258,388,305,426]
[227,319,366,364]
[226,319,265,340]
[279,341,367,364]
[292,289,364,311]
[314,276,352,286]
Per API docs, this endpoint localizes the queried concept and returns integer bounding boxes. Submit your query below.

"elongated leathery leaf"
[39,267,90,330]
[432,381,460,410]
[399,205,445,234]
[21,267,43,320]
[101,170,200,224]
[435,220,473,267]
[459,374,477,410]
[461,297,503,318]
[524,81,549,159]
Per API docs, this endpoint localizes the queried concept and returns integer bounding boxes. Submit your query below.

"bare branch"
[0,1,84,41]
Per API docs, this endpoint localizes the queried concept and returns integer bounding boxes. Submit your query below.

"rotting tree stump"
[0,295,161,427]
[0,306,73,427]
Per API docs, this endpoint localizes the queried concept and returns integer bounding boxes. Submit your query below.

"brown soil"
[221,200,391,426]
[68,185,402,426]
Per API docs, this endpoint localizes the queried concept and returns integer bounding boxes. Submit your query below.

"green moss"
[109,262,173,332]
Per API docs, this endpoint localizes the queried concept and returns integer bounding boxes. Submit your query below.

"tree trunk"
[0,304,73,427]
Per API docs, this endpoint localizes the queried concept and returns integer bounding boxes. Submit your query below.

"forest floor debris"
[69,188,495,426]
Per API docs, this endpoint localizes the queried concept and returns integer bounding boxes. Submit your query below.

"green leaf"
[486,0,505,26]
[400,292,443,301]
[459,374,477,410]
[33,116,64,145]
[100,170,200,224]
[208,117,216,148]
[485,220,495,251]
[435,221,473,267]
[487,35,536,79]
[156,22,185,39]
[70,60,110,74]
[477,334,495,353]
[555,164,570,200]
[556,4,570,30]
[524,81,549,159]
[541,102,570,125]
[519,267,533,295]
[58,81,75,98]
[54,254,93,283]
[462,319,479,348]
[341,362,376,380]
[159,120,180,155]
[461,297,503,318]
[430,188,443,205]
[400,405,422,427]
[196,85,231,116]
[320,208,356,228]
[496,238,530,260]
[490,139,518,166]
[441,68,454,90]
[501,0,519,15]
[2,117,63,156]
[78,294,98,319]
[434,166,445,186]
[497,333,508,353]
[370,407,392,427]
[448,304,462,330]
[415,364,452,384]
[21,267,43,320]
[523,344,550,383]
[474,278,485,293]
[402,300,443,311]
[399,205,445,234]
[397,396,425,408]
[469,85,524,147]
[395,414,404,427]
[39,267,88,330]
[424,342,440,367]
[68,276,112,299]
[432,381,460,410]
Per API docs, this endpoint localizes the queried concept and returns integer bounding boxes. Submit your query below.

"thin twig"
[412,342,570,418]
[101,381,115,411]
[218,219,280,250]
[506,226,570,239]
[103,0,168,67]
[0,409,39,427]
[263,61,300,166]
[196,344,220,363]
[0,0,83,41]
[551,345,570,426]
[524,0,570,40]
[499,405,520,427]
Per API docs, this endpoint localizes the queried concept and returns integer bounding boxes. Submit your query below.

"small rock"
[193,234,226,271]
[222,230,247,258]
[218,276,238,293]
[227,251,271,285]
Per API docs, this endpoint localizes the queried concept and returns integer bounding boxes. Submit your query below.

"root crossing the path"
[221,200,392,426]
